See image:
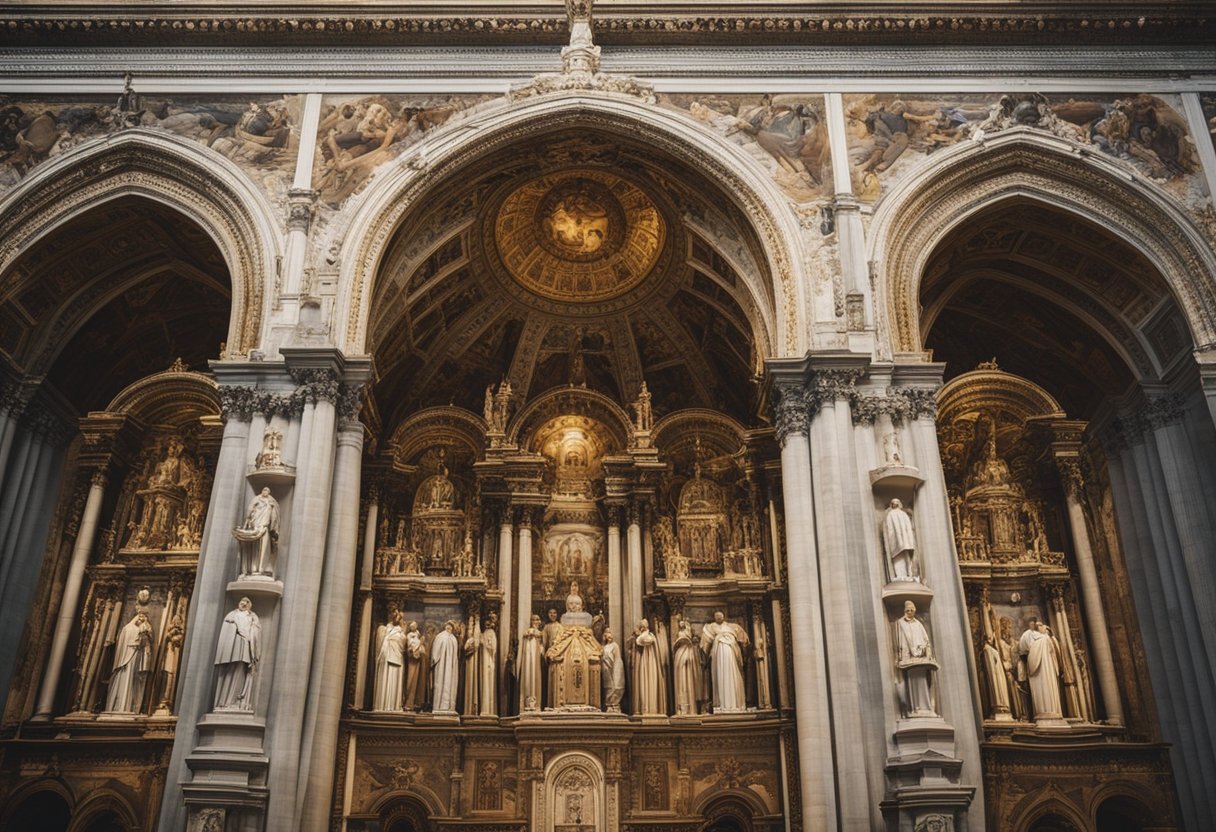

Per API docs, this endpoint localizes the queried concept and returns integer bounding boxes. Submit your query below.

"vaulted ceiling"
[368,129,774,434]
[922,200,1189,418]
[0,196,231,413]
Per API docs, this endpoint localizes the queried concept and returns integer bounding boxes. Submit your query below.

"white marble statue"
[254,426,283,469]
[214,597,261,711]
[883,499,919,582]
[104,611,153,714]
[519,614,544,712]
[479,612,498,716]
[430,620,460,714]
[673,618,702,716]
[404,620,427,712]
[630,619,664,715]
[701,611,749,713]
[372,611,406,712]
[232,487,280,577]
[1019,616,1064,722]
[981,635,1011,717]
[601,628,625,712]
[882,431,903,466]
[896,601,937,717]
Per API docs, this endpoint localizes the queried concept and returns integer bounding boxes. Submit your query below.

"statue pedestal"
[227,577,284,598]
[869,464,924,491]
[882,580,934,612]
[183,712,269,810]
[246,465,295,491]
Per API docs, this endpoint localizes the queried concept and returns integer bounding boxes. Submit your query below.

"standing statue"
[632,381,653,433]
[155,614,186,715]
[463,616,481,715]
[882,499,919,582]
[1019,616,1064,722]
[701,611,749,713]
[479,612,499,716]
[630,619,664,715]
[214,597,261,711]
[981,634,1012,718]
[483,385,495,427]
[430,620,461,714]
[372,611,406,712]
[999,617,1029,720]
[403,621,427,712]
[233,487,280,578]
[895,601,937,717]
[673,618,703,716]
[601,629,625,712]
[882,431,903,466]
[104,611,153,714]
[519,614,545,712]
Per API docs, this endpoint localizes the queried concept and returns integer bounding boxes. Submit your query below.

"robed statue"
[233,487,280,578]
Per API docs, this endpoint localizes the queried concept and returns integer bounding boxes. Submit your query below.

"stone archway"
[0,129,280,357]
[866,128,1216,360]
[537,751,613,832]
[332,91,809,359]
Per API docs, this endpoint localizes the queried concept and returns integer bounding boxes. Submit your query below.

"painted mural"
[0,93,303,208]
[844,92,1204,205]
[658,93,833,203]
[312,94,499,208]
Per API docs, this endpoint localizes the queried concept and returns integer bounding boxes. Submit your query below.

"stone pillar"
[627,502,643,632]
[300,415,366,829]
[352,487,379,709]
[498,512,514,676]
[33,466,107,720]
[769,375,837,830]
[607,507,623,637]
[517,508,533,644]
[1054,455,1124,726]
[807,369,872,829]
[158,374,261,832]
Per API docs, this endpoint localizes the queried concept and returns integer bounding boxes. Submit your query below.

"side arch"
[867,128,1216,359]
[332,92,808,359]
[0,129,282,357]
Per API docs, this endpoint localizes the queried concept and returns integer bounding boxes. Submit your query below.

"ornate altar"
[676,464,727,574]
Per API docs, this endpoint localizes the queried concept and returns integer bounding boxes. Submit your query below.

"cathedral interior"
[0,3,1215,832]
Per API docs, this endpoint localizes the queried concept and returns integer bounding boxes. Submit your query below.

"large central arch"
[332,91,809,358]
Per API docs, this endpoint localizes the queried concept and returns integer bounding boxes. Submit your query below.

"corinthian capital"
[772,382,811,447]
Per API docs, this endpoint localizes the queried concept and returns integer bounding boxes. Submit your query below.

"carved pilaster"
[286,188,318,233]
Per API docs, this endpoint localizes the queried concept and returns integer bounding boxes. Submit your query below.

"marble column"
[498,513,514,676]
[808,373,872,829]
[627,503,643,632]
[1055,457,1123,726]
[159,379,257,832]
[300,418,366,829]
[607,508,622,638]
[352,488,379,709]
[517,509,533,644]
[33,466,107,720]
[770,378,837,830]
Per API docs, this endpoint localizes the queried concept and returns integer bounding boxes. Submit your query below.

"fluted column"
[33,466,107,720]
[1056,457,1124,726]
[352,487,379,709]
[607,508,622,636]
[771,379,837,830]
[627,502,643,631]
[517,508,533,644]
[300,417,366,829]
[498,511,514,676]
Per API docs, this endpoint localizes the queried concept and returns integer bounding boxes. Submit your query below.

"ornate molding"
[290,367,342,405]
[218,386,258,422]
[772,382,812,448]
[1055,457,1085,500]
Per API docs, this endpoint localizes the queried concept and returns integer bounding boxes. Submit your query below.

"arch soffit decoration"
[938,366,1066,425]
[334,92,809,359]
[922,267,1159,381]
[0,129,282,357]
[652,408,748,455]
[691,786,767,820]
[868,129,1216,359]
[1012,791,1091,832]
[509,385,633,452]
[387,405,487,466]
[103,367,220,428]
[369,786,446,821]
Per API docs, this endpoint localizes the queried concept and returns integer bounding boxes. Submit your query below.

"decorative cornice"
[0,9,1207,48]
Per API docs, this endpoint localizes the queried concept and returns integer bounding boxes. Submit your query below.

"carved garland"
[875,136,1216,357]
[341,100,799,356]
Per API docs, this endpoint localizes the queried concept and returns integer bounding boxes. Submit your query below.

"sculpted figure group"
[370,609,497,716]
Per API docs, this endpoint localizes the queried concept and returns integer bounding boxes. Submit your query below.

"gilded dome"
[493,169,665,303]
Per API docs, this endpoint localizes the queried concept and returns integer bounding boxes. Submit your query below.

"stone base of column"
[885,718,975,831]
[183,712,270,823]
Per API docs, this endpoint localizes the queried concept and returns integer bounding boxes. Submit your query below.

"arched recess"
[693,788,767,829]
[332,92,808,359]
[510,387,633,452]
[539,751,610,832]
[868,128,1216,360]
[373,792,439,832]
[0,129,281,357]
[68,789,139,832]
[0,780,73,832]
